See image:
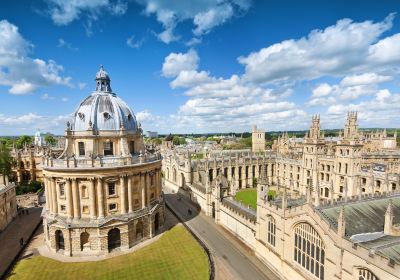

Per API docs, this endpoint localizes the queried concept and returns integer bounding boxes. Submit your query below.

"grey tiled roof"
[318,195,400,236]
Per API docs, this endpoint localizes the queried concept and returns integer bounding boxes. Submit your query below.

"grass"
[234,188,277,210]
[9,225,209,280]
[235,188,257,209]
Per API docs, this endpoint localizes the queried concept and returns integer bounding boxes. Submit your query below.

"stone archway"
[80,232,90,251]
[136,220,143,240]
[55,230,65,251]
[154,213,160,232]
[108,228,121,251]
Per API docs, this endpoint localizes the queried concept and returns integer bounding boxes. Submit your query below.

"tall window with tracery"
[267,215,276,246]
[357,268,378,280]
[294,223,325,280]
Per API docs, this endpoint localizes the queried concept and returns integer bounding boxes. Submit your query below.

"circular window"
[103,112,111,120]
[78,112,85,120]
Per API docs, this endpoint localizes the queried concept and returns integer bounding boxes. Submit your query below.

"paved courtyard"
[0,207,42,278]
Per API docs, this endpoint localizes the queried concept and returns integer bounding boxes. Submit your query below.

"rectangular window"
[109,203,117,211]
[108,183,116,196]
[60,205,66,211]
[129,141,135,153]
[82,205,89,214]
[103,141,114,156]
[78,142,85,156]
[59,183,65,197]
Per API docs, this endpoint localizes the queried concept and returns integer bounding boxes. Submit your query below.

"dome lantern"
[95,65,112,92]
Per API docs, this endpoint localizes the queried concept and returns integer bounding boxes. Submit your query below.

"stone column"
[72,178,80,219]
[141,173,146,209]
[128,175,133,213]
[44,177,50,211]
[155,170,160,199]
[97,177,104,218]
[66,179,73,219]
[120,176,127,214]
[51,178,58,214]
[146,173,151,205]
[89,178,96,219]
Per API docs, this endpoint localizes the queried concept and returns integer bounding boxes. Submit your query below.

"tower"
[333,111,363,199]
[252,125,265,153]
[302,115,324,198]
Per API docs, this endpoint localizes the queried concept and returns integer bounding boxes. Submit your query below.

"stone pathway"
[0,207,43,278]
[20,208,180,263]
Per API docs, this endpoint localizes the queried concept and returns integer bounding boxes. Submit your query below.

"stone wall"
[16,191,42,208]
[219,202,257,249]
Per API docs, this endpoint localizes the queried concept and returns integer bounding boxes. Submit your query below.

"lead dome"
[71,66,138,132]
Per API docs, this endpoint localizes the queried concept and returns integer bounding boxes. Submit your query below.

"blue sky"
[0,0,400,135]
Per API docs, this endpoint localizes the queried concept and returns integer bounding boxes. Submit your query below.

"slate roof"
[318,195,400,236]
[317,195,400,263]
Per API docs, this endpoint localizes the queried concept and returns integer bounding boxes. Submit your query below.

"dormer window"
[78,112,85,121]
[127,114,132,121]
[103,112,111,120]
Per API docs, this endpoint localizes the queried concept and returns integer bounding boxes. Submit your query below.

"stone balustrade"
[42,153,162,169]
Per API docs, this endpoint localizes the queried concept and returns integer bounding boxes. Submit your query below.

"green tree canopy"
[16,135,33,149]
[44,135,57,146]
[172,136,186,146]
[0,143,11,185]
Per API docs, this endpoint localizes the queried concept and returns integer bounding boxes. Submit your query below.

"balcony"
[43,153,162,169]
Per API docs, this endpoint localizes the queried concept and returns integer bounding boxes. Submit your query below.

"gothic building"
[162,112,400,279]
[0,175,17,232]
[42,66,164,256]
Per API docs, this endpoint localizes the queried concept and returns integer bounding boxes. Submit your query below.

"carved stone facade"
[162,112,400,279]
[252,125,265,152]
[0,175,17,232]
[42,67,165,256]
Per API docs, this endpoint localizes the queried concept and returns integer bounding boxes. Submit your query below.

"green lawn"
[235,188,277,209]
[10,225,209,280]
[235,188,257,209]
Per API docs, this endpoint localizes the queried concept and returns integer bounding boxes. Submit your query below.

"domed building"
[42,66,164,256]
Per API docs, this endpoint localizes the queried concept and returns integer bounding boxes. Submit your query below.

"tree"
[16,135,32,149]
[172,136,186,146]
[44,135,57,146]
[152,138,162,145]
[0,143,11,185]
[0,137,13,148]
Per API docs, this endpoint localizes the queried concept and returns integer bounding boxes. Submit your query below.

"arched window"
[267,216,276,246]
[294,223,325,280]
[357,268,378,280]
[173,168,177,183]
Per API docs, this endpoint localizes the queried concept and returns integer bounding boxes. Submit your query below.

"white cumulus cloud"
[0,20,71,95]
[239,14,398,84]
